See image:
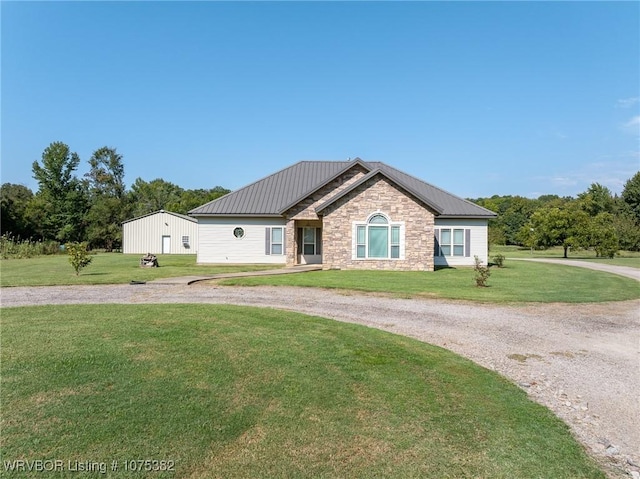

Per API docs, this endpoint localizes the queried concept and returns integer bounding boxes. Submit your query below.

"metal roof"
[189,159,496,218]
[122,209,197,225]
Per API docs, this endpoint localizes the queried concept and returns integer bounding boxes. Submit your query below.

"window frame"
[271,227,284,255]
[354,213,403,260]
[302,227,316,255]
[436,228,466,257]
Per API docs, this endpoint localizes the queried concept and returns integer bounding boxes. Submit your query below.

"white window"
[436,228,467,257]
[354,213,402,260]
[265,227,285,255]
[182,235,189,245]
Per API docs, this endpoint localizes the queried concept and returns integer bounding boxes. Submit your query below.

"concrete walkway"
[148,264,322,285]
[510,257,640,281]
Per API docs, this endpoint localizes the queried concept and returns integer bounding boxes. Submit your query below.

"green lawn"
[1,304,605,478]
[491,245,640,268]
[219,260,640,303]
[0,254,279,287]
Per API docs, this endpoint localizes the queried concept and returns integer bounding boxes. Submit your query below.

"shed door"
[162,235,171,254]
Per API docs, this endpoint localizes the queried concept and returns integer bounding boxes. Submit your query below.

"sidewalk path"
[510,258,640,281]
[148,264,322,285]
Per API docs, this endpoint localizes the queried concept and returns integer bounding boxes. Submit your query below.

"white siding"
[434,218,489,267]
[196,217,287,264]
[122,211,198,255]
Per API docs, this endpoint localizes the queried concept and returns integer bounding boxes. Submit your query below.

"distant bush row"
[0,235,62,259]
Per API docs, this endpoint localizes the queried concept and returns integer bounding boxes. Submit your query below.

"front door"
[299,227,322,264]
[162,235,171,254]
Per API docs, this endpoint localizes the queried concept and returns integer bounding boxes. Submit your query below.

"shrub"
[65,242,93,275]
[0,234,62,259]
[492,254,505,268]
[474,255,491,287]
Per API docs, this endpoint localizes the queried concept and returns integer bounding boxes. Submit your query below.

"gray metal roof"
[189,159,496,218]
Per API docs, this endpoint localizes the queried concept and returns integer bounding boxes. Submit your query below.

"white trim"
[351,213,405,260]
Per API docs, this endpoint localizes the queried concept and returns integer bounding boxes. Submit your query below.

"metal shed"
[122,210,198,255]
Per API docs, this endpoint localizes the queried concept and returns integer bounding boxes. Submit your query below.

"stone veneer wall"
[284,165,369,266]
[321,176,436,271]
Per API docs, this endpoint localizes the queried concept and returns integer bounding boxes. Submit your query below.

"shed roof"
[189,159,496,218]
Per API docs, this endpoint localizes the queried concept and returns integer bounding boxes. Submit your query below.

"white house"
[122,210,198,255]
[189,159,496,270]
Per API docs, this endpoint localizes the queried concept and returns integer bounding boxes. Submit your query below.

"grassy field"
[1,304,605,478]
[220,260,640,303]
[0,254,280,287]
[491,245,640,268]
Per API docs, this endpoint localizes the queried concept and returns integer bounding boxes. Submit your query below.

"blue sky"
[2,1,639,199]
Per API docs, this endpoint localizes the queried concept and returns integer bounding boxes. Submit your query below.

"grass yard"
[1,304,605,478]
[0,254,280,287]
[2,252,638,303]
[491,245,640,268]
[219,260,640,303]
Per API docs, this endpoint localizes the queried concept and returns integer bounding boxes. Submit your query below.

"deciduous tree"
[85,147,130,250]
[1,183,35,239]
[621,171,640,222]
[29,142,89,242]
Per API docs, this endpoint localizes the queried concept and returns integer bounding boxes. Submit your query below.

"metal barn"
[122,210,198,255]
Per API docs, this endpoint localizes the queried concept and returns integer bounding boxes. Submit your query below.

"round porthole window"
[233,227,245,239]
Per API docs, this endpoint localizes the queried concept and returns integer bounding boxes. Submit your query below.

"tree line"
[471,175,640,257]
[2,141,639,257]
[1,141,229,251]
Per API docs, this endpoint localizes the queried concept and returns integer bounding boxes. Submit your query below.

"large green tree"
[577,183,615,217]
[85,147,131,251]
[524,204,590,258]
[128,178,185,218]
[586,212,619,258]
[0,183,35,239]
[621,171,640,222]
[28,142,89,242]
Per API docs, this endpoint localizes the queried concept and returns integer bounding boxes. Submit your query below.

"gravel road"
[1,284,638,477]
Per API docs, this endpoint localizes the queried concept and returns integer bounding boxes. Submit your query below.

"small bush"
[66,242,93,275]
[492,254,505,268]
[474,255,491,287]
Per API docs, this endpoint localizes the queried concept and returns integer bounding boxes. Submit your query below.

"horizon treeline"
[2,141,639,256]
[471,174,640,257]
[1,141,229,251]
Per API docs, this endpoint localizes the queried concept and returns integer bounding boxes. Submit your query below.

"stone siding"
[284,164,368,266]
[321,176,436,271]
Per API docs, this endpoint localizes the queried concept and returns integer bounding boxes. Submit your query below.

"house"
[189,159,496,270]
[122,210,198,255]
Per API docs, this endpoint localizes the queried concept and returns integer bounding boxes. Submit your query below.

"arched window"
[355,213,402,259]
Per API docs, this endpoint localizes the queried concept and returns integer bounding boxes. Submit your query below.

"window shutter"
[434,228,440,256]
[465,229,471,257]
[265,227,271,255]
[297,228,303,255]
[316,228,322,255]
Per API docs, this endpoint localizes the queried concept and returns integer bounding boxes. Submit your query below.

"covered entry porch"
[294,219,323,265]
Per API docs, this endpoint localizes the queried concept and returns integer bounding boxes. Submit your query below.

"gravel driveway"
[1,284,638,478]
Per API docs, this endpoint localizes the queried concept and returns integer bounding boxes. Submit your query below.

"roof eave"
[436,214,498,219]
[189,213,284,218]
